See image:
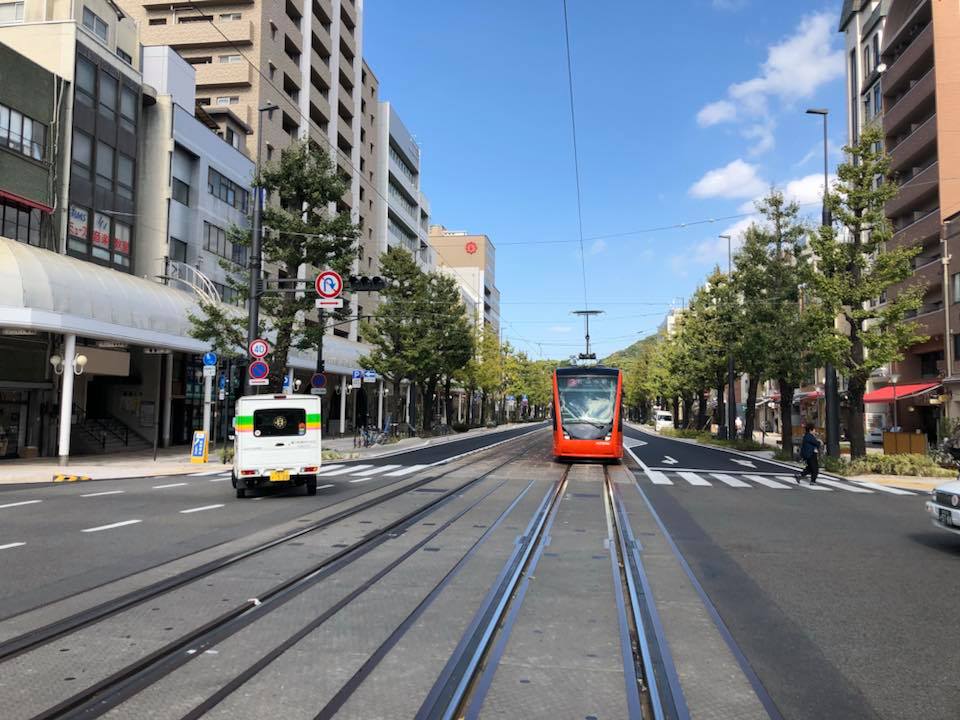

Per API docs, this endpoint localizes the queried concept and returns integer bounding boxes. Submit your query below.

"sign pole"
[153,354,162,462]
[202,371,213,447]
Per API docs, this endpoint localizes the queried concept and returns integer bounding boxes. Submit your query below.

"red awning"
[863,382,940,403]
[0,189,53,214]
[794,390,823,402]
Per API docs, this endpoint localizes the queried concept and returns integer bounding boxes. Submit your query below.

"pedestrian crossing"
[189,462,431,482]
[638,469,916,495]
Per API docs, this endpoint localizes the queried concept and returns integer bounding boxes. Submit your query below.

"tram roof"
[556,365,620,377]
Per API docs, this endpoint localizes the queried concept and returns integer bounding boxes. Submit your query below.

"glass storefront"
[0,390,28,458]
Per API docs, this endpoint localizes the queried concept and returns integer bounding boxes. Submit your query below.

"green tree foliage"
[189,140,358,391]
[810,124,927,457]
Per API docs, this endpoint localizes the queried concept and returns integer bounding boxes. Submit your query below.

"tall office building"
[428,225,500,334]
[840,0,960,427]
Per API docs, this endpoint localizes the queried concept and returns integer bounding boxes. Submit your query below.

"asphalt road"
[623,425,960,720]
[0,423,544,620]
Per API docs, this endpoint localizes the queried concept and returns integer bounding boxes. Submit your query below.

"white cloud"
[794,139,843,168]
[588,238,607,255]
[697,100,738,127]
[549,325,572,333]
[689,159,767,200]
[670,217,756,274]
[695,11,844,155]
[737,172,838,213]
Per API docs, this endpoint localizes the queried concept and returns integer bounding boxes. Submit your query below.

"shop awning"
[863,382,940,403]
[794,390,823,403]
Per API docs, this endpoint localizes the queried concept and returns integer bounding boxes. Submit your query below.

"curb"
[53,474,92,483]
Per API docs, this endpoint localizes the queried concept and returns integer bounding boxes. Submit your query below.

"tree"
[810,124,927,457]
[190,140,358,391]
[474,328,504,425]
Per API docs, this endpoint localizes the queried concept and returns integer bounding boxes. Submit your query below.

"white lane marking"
[0,500,42,510]
[317,484,334,490]
[385,464,428,477]
[777,476,831,491]
[209,477,231,482]
[82,519,142,533]
[189,470,226,477]
[0,542,26,550]
[732,459,756,468]
[744,475,792,489]
[180,504,225,514]
[348,477,370,484]
[349,464,402,477]
[623,437,648,449]
[814,478,873,494]
[80,490,126,497]
[625,446,672,484]
[318,465,374,477]
[849,480,915,495]
[152,482,188,489]
[679,472,712,487]
[709,473,752,488]
[662,456,679,465]
[313,464,345,475]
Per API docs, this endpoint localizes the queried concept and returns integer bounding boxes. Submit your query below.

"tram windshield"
[558,375,617,427]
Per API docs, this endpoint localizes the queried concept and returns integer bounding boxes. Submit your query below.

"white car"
[654,411,673,431]
[866,427,884,444]
[926,479,960,536]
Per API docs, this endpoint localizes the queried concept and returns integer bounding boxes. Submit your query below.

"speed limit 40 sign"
[249,338,270,358]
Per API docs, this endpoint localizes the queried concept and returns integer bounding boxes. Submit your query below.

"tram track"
[1,436,543,720]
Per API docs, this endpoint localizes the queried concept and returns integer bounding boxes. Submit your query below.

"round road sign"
[315,270,343,299]
[202,351,218,366]
[310,372,327,389]
[248,360,270,380]
[249,338,270,359]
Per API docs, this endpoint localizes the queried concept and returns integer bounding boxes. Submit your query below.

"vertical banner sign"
[68,205,88,240]
[190,430,208,464]
[92,213,111,250]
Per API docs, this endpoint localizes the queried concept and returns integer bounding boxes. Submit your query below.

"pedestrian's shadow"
[908,532,960,555]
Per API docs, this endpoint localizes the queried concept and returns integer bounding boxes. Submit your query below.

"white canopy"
[0,237,368,373]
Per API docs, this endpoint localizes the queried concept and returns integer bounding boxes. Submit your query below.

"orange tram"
[551,365,623,462]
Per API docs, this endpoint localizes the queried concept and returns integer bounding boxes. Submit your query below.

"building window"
[216,96,239,105]
[863,45,872,76]
[919,351,943,378]
[204,221,228,257]
[207,167,248,212]
[148,17,166,25]
[219,54,242,63]
[67,204,89,252]
[230,240,247,266]
[71,129,93,177]
[172,176,190,206]
[0,1,24,21]
[92,211,111,260]
[120,87,137,133]
[75,56,96,107]
[178,14,211,23]
[82,6,108,42]
[99,71,117,117]
[219,12,241,20]
[952,273,960,304]
[186,56,212,65]
[117,153,134,199]
[112,220,131,266]
[116,47,133,65]
[169,236,187,263]
[849,49,859,142]
[1,104,46,160]
[225,126,239,149]
[196,97,210,106]
[1,200,41,246]
[873,83,882,118]
[95,141,114,190]
[872,33,880,69]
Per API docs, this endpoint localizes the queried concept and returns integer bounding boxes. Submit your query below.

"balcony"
[911,257,942,290]
[338,89,354,120]
[886,161,939,219]
[311,28,331,66]
[141,19,254,48]
[882,21,934,97]
[339,28,356,64]
[888,113,937,175]
[141,0,252,6]
[194,61,252,88]
[890,208,941,251]
[884,68,936,137]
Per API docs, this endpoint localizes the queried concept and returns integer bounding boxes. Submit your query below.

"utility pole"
[943,219,956,405]
[246,102,279,355]
[720,234,737,439]
[572,309,603,360]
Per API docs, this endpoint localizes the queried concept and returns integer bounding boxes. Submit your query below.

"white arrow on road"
[624,438,648,449]
[662,456,679,465]
[732,459,756,468]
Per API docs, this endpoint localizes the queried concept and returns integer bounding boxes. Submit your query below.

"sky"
[363,0,848,360]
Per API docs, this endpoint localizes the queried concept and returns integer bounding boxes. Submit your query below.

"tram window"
[558,376,616,424]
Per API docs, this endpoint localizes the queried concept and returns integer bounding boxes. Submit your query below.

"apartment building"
[840,0,960,430]
[428,225,500,334]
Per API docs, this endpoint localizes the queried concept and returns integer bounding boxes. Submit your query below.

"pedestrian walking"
[734,415,744,440]
[796,422,822,484]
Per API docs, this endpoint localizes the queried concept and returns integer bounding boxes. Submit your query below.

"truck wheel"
[236,487,246,499]
[230,472,237,488]
[306,476,317,496]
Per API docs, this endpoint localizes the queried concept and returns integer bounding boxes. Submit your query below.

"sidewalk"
[0,422,537,485]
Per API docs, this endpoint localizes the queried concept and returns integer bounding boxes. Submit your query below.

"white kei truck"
[231,394,322,498]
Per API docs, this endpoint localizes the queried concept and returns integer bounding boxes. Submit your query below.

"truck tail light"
[303,466,318,473]
[240,470,256,476]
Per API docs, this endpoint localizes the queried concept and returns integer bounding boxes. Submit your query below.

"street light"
[720,234,737,439]
[247,101,280,355]
[806,107,841,458]
[890,372,901,431]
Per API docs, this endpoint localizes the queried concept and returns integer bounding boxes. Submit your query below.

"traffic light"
[347,275,387,292]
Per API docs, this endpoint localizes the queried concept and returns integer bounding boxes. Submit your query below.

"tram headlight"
[563,432,570,439]
[604,434,611,441]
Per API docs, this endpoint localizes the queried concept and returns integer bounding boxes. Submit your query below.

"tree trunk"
[682,394,694,430]
[848,374,866,459]
[697,390,708,430]
[778,379,795,458]
[672,396,680,429]
[444,377,453,427]
[715,374,726,431]
[744,375,759,441]
[479,390,487,425]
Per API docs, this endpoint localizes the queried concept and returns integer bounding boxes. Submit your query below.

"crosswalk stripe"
[744,474,792,489]
[710,473,752,488]
[848,480,915,495]
[318,465,373,477]
[777,475,831,491]
[349,464,402,477]
[678,471,712,487]
[385,464,428,477]
[814,478,873,493]
[314,464,344,475]
[645,470,673,485]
